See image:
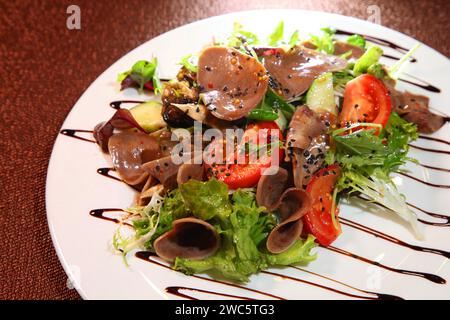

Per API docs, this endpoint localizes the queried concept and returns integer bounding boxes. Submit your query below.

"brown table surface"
[1,0,449,300]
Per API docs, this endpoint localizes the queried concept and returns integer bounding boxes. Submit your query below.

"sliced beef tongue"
[256,167,289,211]
[286,106,328,189]
[108,131,162,186]
[332,41,365,59]
[141,155,181,190]
[390,88,448,134]
[197,46,269,121]
[286,105,327,150]
[259,45,347,99]
[266,188,311,253]
[154,218,220,262]
[292,134,328,189]
[256,168,313,253]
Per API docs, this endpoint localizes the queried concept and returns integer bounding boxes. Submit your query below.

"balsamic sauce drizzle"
[136,251,399,300]
[398,172,450,189]
[418,135,450,145]
[356,195,450,227]
[417,162,450,173]
[165,286,253,300]
[261,270,402,300]
[383,53,417,63]
[322,245,446,284]
[409,144,450,155]
[135,251,284,300]
[60,129,96,143]
[398,74,441,93]
[339,217,450,258]
[407,202,450,227]
[110,100,145,110]
[89,208,125,223]
[290,266,402,300]
[334,29,415,60]
[97,167,122,182]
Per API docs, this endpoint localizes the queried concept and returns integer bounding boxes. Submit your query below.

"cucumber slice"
[306,72,337,115]
[130,101,166,133]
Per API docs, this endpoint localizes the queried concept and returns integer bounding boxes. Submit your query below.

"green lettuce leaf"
[174,188,317,282]
[179,178,232,221]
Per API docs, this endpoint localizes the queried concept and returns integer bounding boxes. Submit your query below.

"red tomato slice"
[339,74,392,135]
[206,121,283,189]
[303,164,342,246]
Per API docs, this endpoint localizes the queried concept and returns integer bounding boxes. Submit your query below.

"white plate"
[46,9,450,300]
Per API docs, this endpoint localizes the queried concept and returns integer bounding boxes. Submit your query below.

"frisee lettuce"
[327,113,422,238]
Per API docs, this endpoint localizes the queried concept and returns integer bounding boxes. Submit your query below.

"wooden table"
[1,0,448,299]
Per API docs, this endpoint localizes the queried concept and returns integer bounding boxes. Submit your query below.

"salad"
[92,22,447,282]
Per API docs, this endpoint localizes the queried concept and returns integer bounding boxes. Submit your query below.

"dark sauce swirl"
[60,129,95,143]
[398,172,450,189]
[340,217,450,258]
[109,100,145,110]
[97,167,122,182]
[323,245,446,284]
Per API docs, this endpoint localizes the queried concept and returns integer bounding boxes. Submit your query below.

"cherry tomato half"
[303,164,342,246]
[339,74,392,135]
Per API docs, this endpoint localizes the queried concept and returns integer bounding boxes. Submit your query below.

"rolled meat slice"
[154,217,220,262]
[266,188,311,253]
[108,131,161,186]
[260,45,347,99]
[256,167,289,211]
[197,46,269,121]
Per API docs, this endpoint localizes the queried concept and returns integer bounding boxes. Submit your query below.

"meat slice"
[141,155,181,190]
[391,89,448,133]
[108,131,161,186]
[286,105,327,150]
[260,45,347,99]
[197,46,269,121]
[177,163,204,185]
[256,167,289,211]
[333,41,365,59]
[286,106,329,189]
[292,134,328,189]
[154,218,220,262]
[266,188,311,253]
